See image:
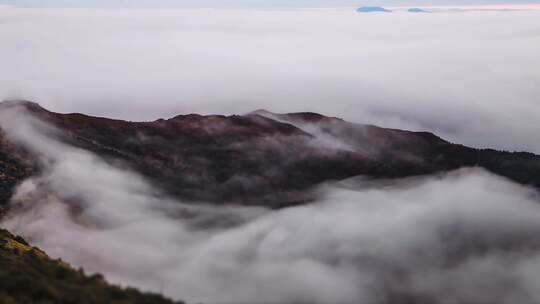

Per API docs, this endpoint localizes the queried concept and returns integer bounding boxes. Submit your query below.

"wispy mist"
[2,106,540,303]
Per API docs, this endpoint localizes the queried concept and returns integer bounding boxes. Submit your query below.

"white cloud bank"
[0,7,539,153]
[3,103,540,304]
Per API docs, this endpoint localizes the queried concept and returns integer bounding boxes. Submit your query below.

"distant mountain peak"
[356,6,391,13]
[408,8,430,13]
[249,109,274,116]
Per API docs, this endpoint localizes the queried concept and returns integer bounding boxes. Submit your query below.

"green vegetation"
[0,229,182,304]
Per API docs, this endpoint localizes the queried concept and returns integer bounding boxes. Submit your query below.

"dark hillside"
[1,101,539,208]
[0,229,182,304]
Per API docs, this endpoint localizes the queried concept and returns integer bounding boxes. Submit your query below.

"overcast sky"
[2,0,540,8]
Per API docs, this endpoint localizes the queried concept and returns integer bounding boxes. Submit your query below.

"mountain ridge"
[1,100,539,210]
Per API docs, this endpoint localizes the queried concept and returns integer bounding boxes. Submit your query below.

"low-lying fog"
[0,7,540,153]
[3,101,540,304]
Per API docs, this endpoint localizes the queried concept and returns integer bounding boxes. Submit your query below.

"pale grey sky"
[2,0,540,8]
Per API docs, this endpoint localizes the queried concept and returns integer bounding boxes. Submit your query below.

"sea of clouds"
[0,6,539,153]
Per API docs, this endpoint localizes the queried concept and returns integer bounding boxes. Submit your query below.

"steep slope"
[0,229,182,304]
[0,130,34,212]
[1,100,540,209]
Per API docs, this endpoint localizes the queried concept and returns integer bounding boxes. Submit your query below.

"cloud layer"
[3,1,540,9]
[0,7,540,153]
[3,105,540,304]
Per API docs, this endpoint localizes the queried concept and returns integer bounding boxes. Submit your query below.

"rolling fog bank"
[2,106,540,303]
